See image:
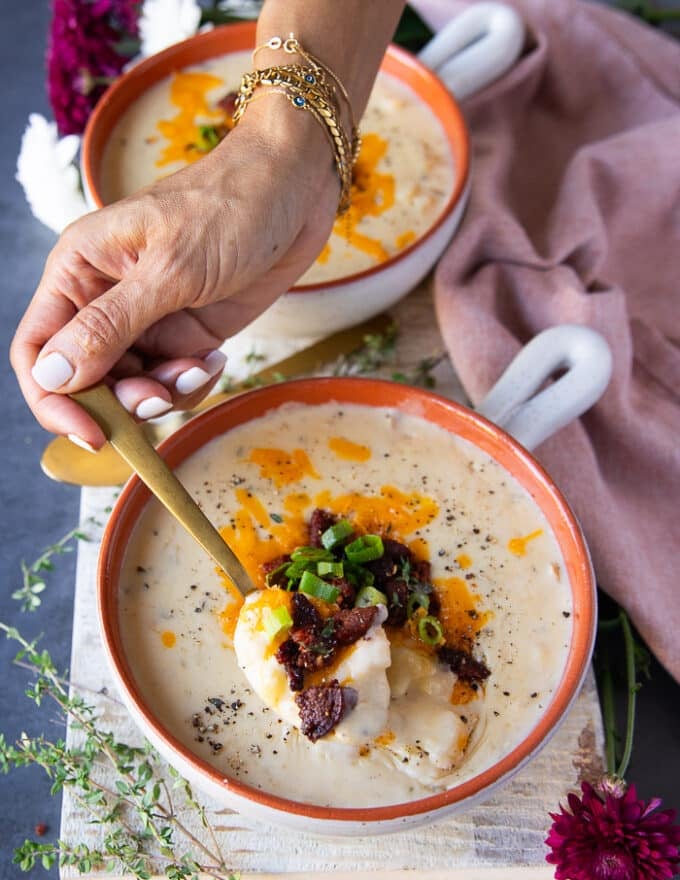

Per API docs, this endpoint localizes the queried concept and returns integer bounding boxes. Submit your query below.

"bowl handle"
[417,2,524,100]
[475,325,613,451]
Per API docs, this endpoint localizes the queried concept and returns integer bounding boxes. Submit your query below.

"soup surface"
[100,52,455,284]
[119,402,573,808]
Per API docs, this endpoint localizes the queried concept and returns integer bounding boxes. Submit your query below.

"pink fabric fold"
[413,0,680,681]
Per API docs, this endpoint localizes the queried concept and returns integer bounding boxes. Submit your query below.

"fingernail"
[176,366,212,395]
[32,352,74,391]
[203,349,227,376]
[136,397,173,420]
[67,434,97,454]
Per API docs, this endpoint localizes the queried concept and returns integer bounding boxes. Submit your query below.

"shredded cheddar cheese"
[156,71,227,167]
[434,576,493,647]
[314,485,438,536]
[450,679,478,706]
[330,133,394,263]
[374,730,396,747]
[508,529,544,557]
[160,630,176,648]
[395,230,416,250]
[328,436,371,462]
[316,242,331,264]
[248,447,320,488]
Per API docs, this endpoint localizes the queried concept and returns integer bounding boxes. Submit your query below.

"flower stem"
[599,646,618,775]
[617,610,637,778]
[199,9,252,25]
[619,1,680,23]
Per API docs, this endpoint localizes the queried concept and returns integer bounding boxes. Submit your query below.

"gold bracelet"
[233,64,354,213]
[253,33,361,162]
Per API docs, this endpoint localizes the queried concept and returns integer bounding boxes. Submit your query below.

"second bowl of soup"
[82,22,469,338]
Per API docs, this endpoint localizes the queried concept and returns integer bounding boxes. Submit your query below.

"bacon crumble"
[264,508,490,741]
[295,680,358,742]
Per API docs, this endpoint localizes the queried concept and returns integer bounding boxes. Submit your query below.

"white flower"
[16,114,89,234]
[139,0,202,57]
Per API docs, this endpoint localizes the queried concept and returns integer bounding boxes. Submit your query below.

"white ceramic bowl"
[97,325,611,835]
[82,22,471,340]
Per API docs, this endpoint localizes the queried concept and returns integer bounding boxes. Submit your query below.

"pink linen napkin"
[412,0,680,681]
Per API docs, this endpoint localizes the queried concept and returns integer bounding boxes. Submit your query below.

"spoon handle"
[71,384,251,596]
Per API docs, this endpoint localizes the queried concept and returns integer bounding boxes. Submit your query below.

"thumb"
[30,275,172,393]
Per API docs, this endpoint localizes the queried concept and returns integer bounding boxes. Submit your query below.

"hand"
[10,100,338,449]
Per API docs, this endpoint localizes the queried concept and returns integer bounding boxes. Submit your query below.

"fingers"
[112,350,227,418]
[11,115,337,446]
[32,393,109,452]
[13,269,183,438]
[29,276,161,391]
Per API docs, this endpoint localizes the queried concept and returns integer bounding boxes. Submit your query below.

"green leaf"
[393,5,434,52]
[137,762,153,784]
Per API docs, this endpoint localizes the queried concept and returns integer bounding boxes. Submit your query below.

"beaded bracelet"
[233,62,354,213]
[233,34,359,214]
[253,34,361,162]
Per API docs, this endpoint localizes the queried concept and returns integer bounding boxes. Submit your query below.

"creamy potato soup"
[101,52,455,284]
[119,403,573,808]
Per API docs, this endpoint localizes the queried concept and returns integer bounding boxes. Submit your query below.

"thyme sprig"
[391,353,449,389]
[219,324,448,393]
[13,527,89,612]
[0,623,237,878]
[332,325,399,375]
[331,324,449,387]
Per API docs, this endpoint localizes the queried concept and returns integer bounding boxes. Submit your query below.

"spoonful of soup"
[71,384,252,597]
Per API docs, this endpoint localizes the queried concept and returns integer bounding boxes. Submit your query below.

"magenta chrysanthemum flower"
[47,0,140,135]
[546,781,680,880]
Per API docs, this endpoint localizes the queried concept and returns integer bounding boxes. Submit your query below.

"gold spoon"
[42,314,393,486]
[71,384,252,597]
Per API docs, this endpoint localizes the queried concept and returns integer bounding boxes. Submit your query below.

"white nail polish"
[32,352,74,391]
[67,434,97,454]
[176,366,212,395]
[204,349,227,376]
[136,397,173,420]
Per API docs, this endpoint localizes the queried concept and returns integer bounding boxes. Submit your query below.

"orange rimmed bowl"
[81,21,470,339]
[97,326,612,835]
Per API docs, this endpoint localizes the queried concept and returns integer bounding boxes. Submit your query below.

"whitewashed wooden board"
[60,283,605,878]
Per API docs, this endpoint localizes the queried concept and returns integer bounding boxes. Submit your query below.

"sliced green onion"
[299,570,340,604]
[197,124,220,151]
[418,615,444,646]
[407,591,430,618]
[345,534,384,564]
[343,561,375,588]
[284,561,314,581]
[317,561,344,578]
[263,605,293,640]
[355,586,388,608]
[321,520,354,550]
[264,561,289,588]
[290,546,334,563]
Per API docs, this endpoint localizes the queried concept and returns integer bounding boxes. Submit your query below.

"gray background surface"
[1,1,678,877]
